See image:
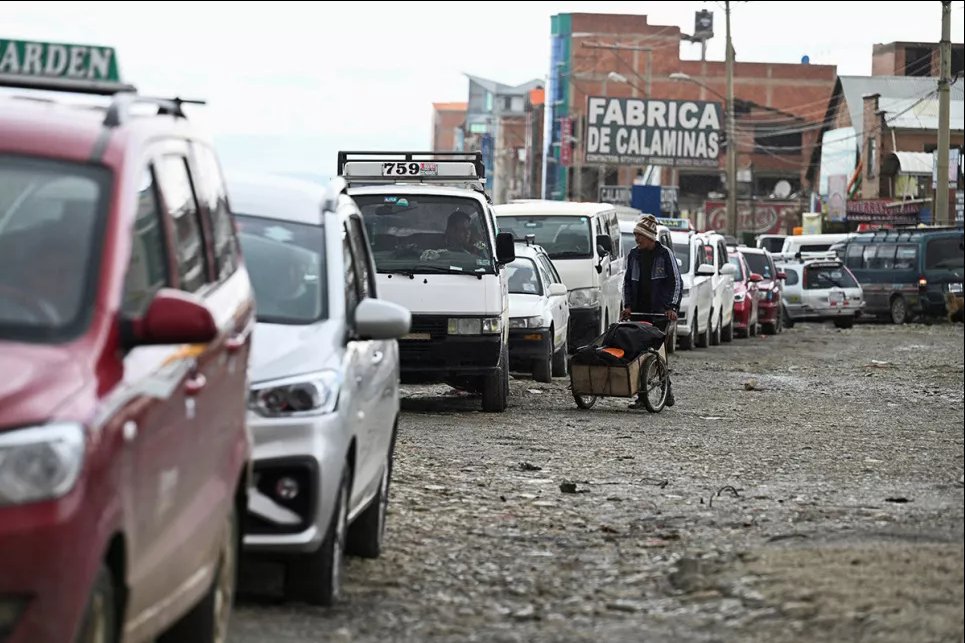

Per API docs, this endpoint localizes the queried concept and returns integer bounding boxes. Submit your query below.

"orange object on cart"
[601,347,625,359]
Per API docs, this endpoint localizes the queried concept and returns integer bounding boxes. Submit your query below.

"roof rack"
[0,73,136,96]
[336,151,489,199]
[103,94,206,127]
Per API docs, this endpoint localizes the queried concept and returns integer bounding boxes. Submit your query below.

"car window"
[155,155,207,293]
[805,264,858,289]
[926,237,964,270]
[870,244,897,270]
[122,168,169,316]
[895,244,918,270]
[342,223,361,322]
[347,216,375,299]
[538,255,561,284]
[672,241,691,273]
[728,255,745,280]
[192,143,238,281]
[783,268,800,286]
[235,215,326,324]
[496,215,593,261]
[0,155,109,341]
[743,253,773,279]
[507,258,542,295]
[535,256,554,290]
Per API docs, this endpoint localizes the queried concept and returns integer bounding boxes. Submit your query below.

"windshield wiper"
[380,265,489,279]
[551,251,590,259]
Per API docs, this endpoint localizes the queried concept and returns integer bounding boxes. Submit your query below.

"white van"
[494,201,624,352]
[780,233,855,260]
[703,232,738,344]
[339,151,516,412]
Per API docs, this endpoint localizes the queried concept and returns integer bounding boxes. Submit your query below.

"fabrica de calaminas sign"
[584,97,723,168]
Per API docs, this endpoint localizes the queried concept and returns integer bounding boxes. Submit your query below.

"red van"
[0,52,253,643]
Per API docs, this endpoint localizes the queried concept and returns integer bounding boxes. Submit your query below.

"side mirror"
[749,273,763,283]
[548,283,567,297]
[354,298,411,340]
[776,271,788,281]
[720,263,738,277]
[128,288,218,346]
[495,232,516,264]
[595,234,613,257]
[696,264,717,276]
[676,258,683,267]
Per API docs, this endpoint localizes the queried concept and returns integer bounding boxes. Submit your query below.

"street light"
[671,71,737,237]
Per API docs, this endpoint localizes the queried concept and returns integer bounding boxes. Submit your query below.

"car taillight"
[918,276,927,290]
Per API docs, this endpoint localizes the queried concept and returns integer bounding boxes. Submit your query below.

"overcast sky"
[7,1,964,180]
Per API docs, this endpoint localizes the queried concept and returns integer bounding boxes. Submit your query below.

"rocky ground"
[231,321,964,643]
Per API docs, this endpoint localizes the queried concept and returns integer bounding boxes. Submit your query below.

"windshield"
[354,194,493,275]
[235,215,326,324]
[507,258,542,295]
[0,155,110,342]
[672,242,691,273]
[497,215,592,260]
[743,253,774,279]
[621,233,635,257]
[805,264,858,289]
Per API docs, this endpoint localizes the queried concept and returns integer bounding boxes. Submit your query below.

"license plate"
[402,332,431,341]
[950,282,963,294]
[829,291,844,304]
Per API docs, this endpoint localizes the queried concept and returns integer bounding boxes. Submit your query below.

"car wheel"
[680,317,696,350]
[834,317,854,329]
[76,565,117,643]
[533,346,552,383]
[665,322,677,354]
[482,345,509,412]
[159,503,237,643]
[722,316,733,343]
[551,343,568,378]
[696,313,710,348]
[890,295,908,325]
[347,461,390,559]
[285,471,349,606]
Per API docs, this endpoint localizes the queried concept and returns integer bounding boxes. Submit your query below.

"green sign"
[0,39,121,82]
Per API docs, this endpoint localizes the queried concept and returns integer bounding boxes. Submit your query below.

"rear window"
[805,264,858,289]
[0,155,110,342]
[925,237,964,270]
[743,252,774,279]
[507,258,542,295]
[728,255,745,280]
[672,242,691,273]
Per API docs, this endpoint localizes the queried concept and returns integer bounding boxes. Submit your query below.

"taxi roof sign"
[337,151,488,195]
[0,38,136,94]
[656,217,693,231]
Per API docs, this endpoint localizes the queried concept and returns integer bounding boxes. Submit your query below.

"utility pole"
[935,0,951,226]
[725,0,738,238]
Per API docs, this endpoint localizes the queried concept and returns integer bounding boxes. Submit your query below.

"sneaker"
[628,398,645,410]
[665,386,675,407]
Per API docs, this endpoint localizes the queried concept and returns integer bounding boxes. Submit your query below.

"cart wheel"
[640,354,668,413]
[572,390,597,409]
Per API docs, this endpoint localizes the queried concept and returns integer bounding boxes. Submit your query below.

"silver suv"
[228,173,410,605]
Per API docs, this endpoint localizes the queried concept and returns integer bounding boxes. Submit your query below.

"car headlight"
[509,315,544,329]
[734,292,745,303]
[568,288,601,309]
[0,423,85,506]
[250,371,340,417]
[448,317,501,335]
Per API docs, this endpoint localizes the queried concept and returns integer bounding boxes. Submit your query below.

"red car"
[739,247,786,335]
[728,250,762,337]
[0,59,253,643]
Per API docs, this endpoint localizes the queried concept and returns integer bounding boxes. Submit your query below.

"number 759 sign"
[381,162,438,177]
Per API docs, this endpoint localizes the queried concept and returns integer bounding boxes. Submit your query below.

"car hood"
[508,294,544,319]
[0,340,87,429]
[249,320,344,384]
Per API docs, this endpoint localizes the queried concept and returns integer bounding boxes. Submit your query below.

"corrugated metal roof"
[890,151,933,175]
[839,75,964,133]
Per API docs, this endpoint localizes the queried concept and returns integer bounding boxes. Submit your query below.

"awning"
[882,151,933,176]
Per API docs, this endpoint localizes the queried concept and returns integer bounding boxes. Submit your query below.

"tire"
[533,348,552,383]
[551,344,568,378]
[890,295,908,325]
[347,425,394,558]
[722,317,734,343]
[665,322,677,354]
[285,471,349,606]
[679,318,696,351]
[572,390,597,409]
[762,321,776,335]
[834,317,854,329]
[640,354,668,413]
[710,311,722,346]
[782,306,795,329]
[76,564,117,643]
[160,504,237,643]
[696,313,710,348]
[482,345,509,412]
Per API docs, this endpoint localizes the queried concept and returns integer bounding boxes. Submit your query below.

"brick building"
[544,12,837,220]
[430,102,467,152]
[872,41,965,78]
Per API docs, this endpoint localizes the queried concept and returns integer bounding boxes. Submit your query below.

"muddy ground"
[231,321,964,643]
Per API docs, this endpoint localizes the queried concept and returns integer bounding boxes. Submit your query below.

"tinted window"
[869,244,897,270]
[347,216,375,299]
[743,253,774,279]
[846,244,863,269]
[895,245,918,270]
[122,169,168,316]
[0,155,109,341]
[783,268,800,286]
[925,237,964,270]
[672,242,691,273]
[235,215,325,324]
[342,224,360,321]
[156,156,207,293]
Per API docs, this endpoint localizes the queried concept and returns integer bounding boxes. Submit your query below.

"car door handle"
[371,350,384,365]
[185,372,207,396]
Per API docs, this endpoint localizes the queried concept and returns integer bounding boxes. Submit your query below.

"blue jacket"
[623,241,683,313]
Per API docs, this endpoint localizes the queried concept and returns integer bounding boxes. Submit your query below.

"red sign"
[703,200,799,234]
[560,117,572,167]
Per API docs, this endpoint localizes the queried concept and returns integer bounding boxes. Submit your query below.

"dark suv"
[0,46,253,643]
